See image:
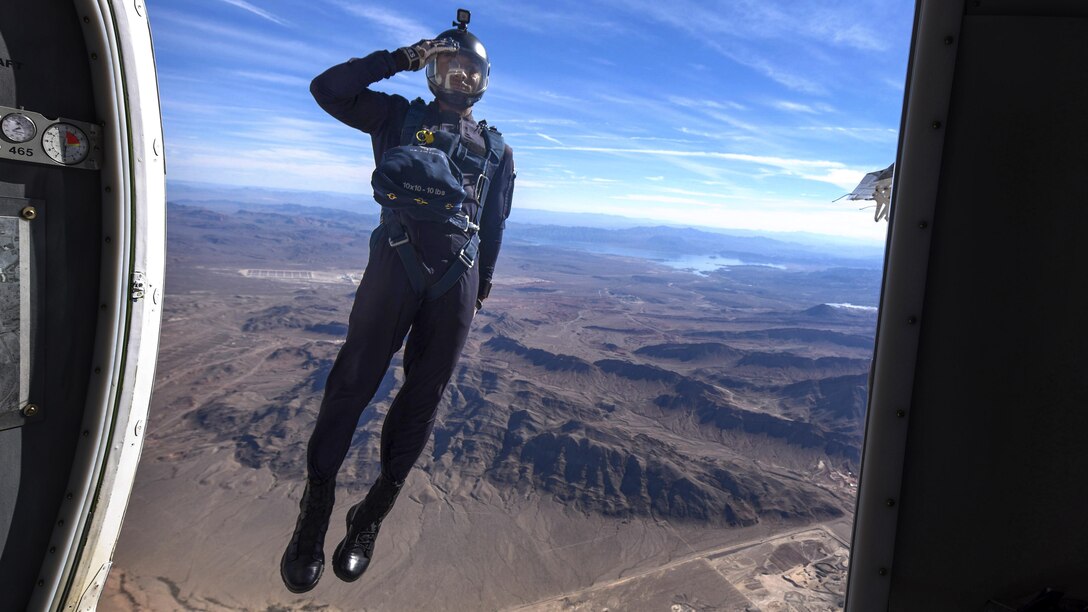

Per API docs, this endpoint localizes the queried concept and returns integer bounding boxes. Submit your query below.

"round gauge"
[2,113,36,143]
[42,123,90,165]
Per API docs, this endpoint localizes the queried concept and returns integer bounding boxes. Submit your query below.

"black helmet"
[426,26,490,108]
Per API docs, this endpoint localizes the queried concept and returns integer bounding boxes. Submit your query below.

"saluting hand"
[397,38,459,71]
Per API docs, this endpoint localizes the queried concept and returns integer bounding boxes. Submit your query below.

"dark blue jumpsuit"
[306,51,515,485]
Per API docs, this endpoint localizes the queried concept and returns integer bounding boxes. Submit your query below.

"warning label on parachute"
[401,182,447,197]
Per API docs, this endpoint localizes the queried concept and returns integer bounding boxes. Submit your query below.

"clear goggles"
[427,51,489,95]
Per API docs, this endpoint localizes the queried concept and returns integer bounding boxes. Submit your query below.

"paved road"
[507,519,850,610]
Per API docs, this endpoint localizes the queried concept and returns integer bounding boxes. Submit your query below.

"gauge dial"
[2,113,36,143]
[42,123,90,165]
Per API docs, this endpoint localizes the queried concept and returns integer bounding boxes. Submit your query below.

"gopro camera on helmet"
[455,9,470,29]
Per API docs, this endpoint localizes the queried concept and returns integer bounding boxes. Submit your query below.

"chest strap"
[400,98,503,219]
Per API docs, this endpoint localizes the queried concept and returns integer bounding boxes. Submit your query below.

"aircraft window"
[0,204,32,432]
[96,2,911,609]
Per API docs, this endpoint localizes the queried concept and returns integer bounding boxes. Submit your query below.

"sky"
[148,0,915,242]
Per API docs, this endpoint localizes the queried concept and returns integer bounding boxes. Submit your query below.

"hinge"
[131,271,146,301]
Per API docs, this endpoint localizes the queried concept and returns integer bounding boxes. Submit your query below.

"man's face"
[434,52,484,94]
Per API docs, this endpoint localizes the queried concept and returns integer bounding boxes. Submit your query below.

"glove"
[475,281,491,316]
[395,38,459,72]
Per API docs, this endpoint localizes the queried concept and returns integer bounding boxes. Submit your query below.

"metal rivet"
[907,316,917,325]
[94,366,101,374]
[104,186,111,193]
[66,493,73,500]
[83,16,90,23]
[885,498,896,507]
[932,120,942,129]
[918,221,928,229]
[153,138,161,156]
[90,52,98,60]
[896,409,906,418]
[83,430,90,437]
[21,206,36,220]
[49,547,56,554]
[38,579,44,587]
[878,567,888,576]
[57,519,64,526]
[135,420,144,436]
[22,404,39,417]
[101,304,107,310]
[105,236,111,243]
[135,1,144,16]
[944,36,954,45]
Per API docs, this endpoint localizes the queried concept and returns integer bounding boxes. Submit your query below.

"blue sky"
[149,0,914,242]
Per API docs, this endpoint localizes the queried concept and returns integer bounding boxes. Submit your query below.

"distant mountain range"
[168,180,886,263]
[508,224,883,270]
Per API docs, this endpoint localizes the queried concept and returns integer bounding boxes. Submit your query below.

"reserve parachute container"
[0,0,164,610]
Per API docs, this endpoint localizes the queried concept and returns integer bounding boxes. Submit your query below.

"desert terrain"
[99,199,881,611]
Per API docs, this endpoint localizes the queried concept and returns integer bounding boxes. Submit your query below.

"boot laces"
[352,521,380,555]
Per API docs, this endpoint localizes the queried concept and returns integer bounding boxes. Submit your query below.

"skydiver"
[279,10,515,594]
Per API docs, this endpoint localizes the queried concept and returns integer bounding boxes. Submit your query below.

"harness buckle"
[475,173,490,202]
[458,248,475,268]
[388,235,410,248]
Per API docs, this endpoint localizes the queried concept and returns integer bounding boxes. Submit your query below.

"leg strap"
[384,218,426,296]
[424,234,478,302]
[383,215,477,302]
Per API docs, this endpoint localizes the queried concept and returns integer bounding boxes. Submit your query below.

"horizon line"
[166,179,888,247]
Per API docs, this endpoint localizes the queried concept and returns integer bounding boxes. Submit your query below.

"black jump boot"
[332,474,403,582]
[280,477,336,593]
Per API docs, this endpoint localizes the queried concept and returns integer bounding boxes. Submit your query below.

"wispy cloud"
[152,9,337,73]
[498,117,580,127]
[553,191,887,241]
[600,0,896,94]
[625,0,891,51]
[517,145,837,167]
[330,2,431,44]
[611,193,719,207]
[799,126,899,144]
[774,100,822,113]
[517,144,865,190]
[168,143,372,194]
[823,21,888,52]
[218,0,288,26]
[478,0,639,39]
[232,70,311,88]
[667,96,747,112]
[536,133,564,145]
